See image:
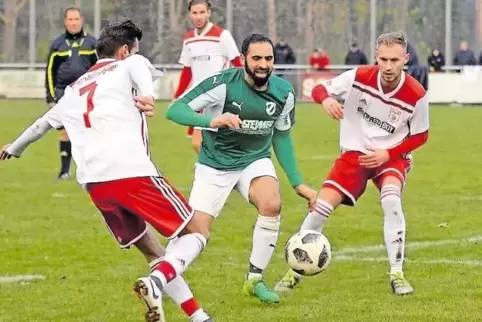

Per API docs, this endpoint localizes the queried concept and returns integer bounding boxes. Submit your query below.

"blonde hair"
[376,31,408,52]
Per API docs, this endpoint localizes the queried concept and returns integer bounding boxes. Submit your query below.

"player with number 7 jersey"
[1,19,217,322]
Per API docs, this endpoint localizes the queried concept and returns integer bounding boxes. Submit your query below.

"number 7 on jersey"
[79,82,98,128]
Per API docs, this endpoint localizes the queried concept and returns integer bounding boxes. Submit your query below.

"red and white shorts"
[86,176,193,248]
[323,151,412,206]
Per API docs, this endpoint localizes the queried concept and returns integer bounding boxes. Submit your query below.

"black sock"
[60,140,72,173]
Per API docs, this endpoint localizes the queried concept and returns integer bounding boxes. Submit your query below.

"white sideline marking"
[335,255,482,267]
[0,274,45,284]
[335,235,482,255]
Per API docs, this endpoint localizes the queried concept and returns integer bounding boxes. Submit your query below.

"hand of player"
[210,113,242,129]
[358,149,389,168]
[0,144,16,160]
[134,96,154,117]
[322,97,344,120]
[295,184,318,211]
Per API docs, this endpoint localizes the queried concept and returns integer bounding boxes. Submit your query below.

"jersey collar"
[376,70,405,98]
[194,22,213,37]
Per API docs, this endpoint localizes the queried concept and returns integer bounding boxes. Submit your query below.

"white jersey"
[41,55,163,184]
[179,23,240,86]
[322,65,429,154]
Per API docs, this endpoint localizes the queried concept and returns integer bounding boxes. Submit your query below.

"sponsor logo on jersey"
[193,55,211,61]
[357,107,395,134]
[232,119,274,135]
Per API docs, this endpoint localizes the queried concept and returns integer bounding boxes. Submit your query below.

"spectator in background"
[427,48,445,72]
[309,49,330,70]
[274,38,295,78]
[406,42,419,67]
[404,41,428,90]
[274,38,296,65]
[453,41,476,66]
[344,43,368,66]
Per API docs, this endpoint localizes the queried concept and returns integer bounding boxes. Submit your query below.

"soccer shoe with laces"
[389,272,414,296]
[274,269,302,293]
[243,276,280,304]
[133,277,166,322]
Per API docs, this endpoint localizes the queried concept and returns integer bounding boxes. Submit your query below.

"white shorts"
[189,158,278,218]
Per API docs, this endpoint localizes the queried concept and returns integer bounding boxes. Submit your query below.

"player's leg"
[373,160,414,295]
[275,152,370,292]
[138,166,237,311]
[87,178,211,321]
[191,128,202,154]
[233,159,280,303]
[85,182,166,321]
[137,228,211,322]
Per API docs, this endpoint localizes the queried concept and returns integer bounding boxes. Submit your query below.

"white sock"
[380,185,405,274]
[300,199,333,232]
[247,215,280,279]
[152,233,207,286]
[149,258,195,308]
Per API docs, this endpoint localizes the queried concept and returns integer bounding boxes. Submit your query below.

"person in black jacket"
[344,43,368,65]
[427,48,445,72]
[45,7,97,180]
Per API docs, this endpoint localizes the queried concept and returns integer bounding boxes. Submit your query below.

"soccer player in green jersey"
[165,33,317,304]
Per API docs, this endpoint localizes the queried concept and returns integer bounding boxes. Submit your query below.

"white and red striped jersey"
[322,65,429,154]
[41,55,163,184]
[179,23,240,86]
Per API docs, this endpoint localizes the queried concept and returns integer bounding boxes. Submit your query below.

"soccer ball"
[284,230,332,276]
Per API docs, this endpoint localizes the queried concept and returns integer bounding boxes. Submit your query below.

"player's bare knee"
[257,198,281,217]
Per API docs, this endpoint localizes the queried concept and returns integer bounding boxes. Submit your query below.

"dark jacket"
[45,30,97,103]
[453,49,476,66]
[274,44,296,64]
[344,50,368,65]
[427,52,445,72]
[406,42,419,67]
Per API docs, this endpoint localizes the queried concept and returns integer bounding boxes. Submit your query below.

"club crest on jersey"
[265,102,276,116]
[389,108,401,123]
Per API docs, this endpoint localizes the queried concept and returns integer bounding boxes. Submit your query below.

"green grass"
[0,100,482,322]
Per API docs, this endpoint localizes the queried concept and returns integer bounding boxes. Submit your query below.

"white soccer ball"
[285,230,332,276]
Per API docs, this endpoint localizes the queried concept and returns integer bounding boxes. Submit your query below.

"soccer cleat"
[243,276,279,304]
[389,272,414,296]
[133,277,166,322]
[274,269,302,293]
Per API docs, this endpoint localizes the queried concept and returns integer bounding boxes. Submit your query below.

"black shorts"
[54,88,65,131]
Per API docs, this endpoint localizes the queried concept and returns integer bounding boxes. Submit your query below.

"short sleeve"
[322,68,357,102]
[220,30,240,61]
[409,94,429,134]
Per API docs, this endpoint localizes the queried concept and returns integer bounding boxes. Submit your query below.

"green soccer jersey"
[173,68,296,171]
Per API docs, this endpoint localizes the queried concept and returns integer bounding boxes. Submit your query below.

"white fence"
[0,64,481,104]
